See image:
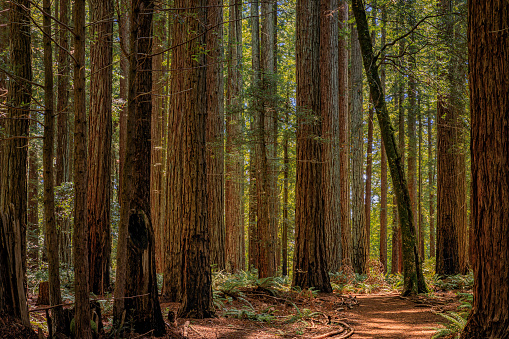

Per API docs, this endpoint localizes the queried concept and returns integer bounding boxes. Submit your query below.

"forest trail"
[162,291,456,339]
[343,293,446,338]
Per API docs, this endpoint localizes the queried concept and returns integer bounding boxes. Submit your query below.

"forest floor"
[2,287,462,339]
[158,290,460,339]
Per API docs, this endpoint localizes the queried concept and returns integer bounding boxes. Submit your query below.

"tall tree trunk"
[321,0,341,273]
[1,0,32,288]
[391,71,404,274]
[88,0,113,296]
[461,1,509,336]
[113,0,165,334]
[364,107,373,254]
[0,0,31,326]
[206,0,225,271]
[281,106,289,276]
[428,108,435,258]
[293,0,332,293]
[43,0,66,333]
[226,0,244,273]
[257,0,277,278]
[350,22,368,275]
[56,0,72,268]
[379,5,387,273]
[152,8,166,273]
[173,0,214,318]
[73,0,92,336]
[28,142,39,264]
[436,0,468,276]
[249,0,260,270]
[351,0,427,295]
[418,103,424,259]
[338,0,351,267]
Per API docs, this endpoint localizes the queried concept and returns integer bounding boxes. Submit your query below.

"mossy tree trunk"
[351,0,427,295]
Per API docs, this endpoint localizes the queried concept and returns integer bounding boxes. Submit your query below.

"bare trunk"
[88,0,113,295]
[461,1,509,336]
[73,0,92,335]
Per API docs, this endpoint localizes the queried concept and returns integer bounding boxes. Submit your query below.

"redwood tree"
[0,0,32,327]
[88,0,113,295]
[293,0,332,293]
[461,0,509,336]
[113,0,165,334]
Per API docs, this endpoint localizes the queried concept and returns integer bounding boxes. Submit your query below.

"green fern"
[432,312,467,339]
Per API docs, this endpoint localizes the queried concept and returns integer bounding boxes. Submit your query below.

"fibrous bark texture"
[167,0,214,318]
[321,0,341,273]
[226,0,244,273]
[73,0,92,336]
[293,0,332,293]
[460,1,509,337]
[88,0,113,295]
[206,0,225,271]
[338,1,351,267]
[113,0,165,334]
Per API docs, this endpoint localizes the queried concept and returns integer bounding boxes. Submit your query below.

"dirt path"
[161,292,453,339]
[343,293,446,339]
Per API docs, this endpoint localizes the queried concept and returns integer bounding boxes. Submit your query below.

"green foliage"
[330,260,399,294]
[432,312,467,339]
[432,292,472,339]
[433,273,473,291]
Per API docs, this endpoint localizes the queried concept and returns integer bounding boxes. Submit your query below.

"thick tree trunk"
[338,0,351,267]
[350,22,367,275]
[206,0,225,271]
[461,0,509,336]
[173,0,214,318]
[0,0,31,327]
[152,8,166,273]
[73,0,92,336]
[88,0,113,295]
[351,0,427,295]
[293,0,332,293]
[1,0,32,289]
[321,0,341,273]
[226,0,244,273]
[113,0,165,334]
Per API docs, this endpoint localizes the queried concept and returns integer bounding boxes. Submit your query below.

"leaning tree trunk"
[460,0,509,336]
[351,0,427,295]
[113,0,165,335]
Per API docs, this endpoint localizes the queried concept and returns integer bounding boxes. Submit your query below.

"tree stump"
[37,281,50,305]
